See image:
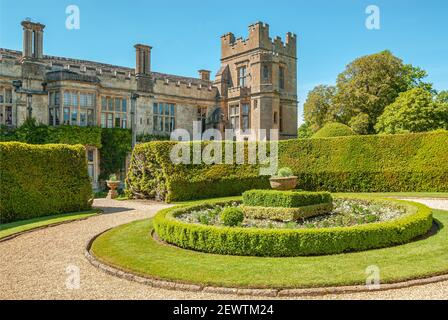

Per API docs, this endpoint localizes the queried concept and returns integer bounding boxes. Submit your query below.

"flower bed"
[153,197,433,257]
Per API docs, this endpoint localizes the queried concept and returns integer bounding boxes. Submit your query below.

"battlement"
[221,22,296,60]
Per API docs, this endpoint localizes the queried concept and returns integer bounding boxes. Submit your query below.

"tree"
[349,113,370,135]
[436,90,448,104]
[303,85,336,132]
[297,122,313,138]
[333,50,432,133]
[375,88,448,134]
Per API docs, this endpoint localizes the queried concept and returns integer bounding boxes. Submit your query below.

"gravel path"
[0,198,447,300]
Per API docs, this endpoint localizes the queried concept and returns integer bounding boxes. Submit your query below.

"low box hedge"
[0,142,92,223]
[241,203,333,221]
[126,131,448,202]
[242,190,332,208]
[153,197,433,257]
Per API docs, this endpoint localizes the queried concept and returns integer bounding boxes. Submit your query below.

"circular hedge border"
[153,197,433,257]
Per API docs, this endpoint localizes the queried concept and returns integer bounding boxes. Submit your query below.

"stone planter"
[269,176,298,191]
[106,180,121,199]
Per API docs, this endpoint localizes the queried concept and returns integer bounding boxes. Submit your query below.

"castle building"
[0,20,298,187]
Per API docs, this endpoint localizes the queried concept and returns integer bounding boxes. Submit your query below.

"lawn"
[0,210,99,240]
[91,207,448,289]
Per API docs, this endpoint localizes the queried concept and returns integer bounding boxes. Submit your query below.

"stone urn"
[269,176,298,191]
[106,180,121,199]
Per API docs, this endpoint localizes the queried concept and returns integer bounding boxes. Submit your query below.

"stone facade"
[0,20,298,187]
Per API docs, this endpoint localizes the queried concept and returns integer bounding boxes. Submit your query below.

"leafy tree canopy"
[375,88,448,134]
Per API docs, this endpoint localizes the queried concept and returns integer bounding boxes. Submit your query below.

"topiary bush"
[220,207,244,227]
[241,203,333,221]
[312,122,356,138]
[126,131,448,202]
[276,167,294,177]
[242,190,332,208]
[0,142,92,223]
[153,197,433,257]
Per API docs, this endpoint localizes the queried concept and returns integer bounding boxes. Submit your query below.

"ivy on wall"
[0,119,174,186]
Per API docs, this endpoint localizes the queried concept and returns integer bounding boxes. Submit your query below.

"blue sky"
[1,0,447,124]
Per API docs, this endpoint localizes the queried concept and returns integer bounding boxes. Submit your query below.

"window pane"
[165,118,170,132]
[107,113,113,128]
[159,117,163,131]
[5,90,12,103]
[72,93,79,107]
[49,108,54,126]
[101,113,106,128]
[170,117,175,131]
[115,98,121,112]
[63,107,70,125]
[87,150,94,162]
[242,104,249,115]
[243,115,249,130]
[87,109,94,126]
[88,164,94,179]
[115,115,121,128]
[0,93,4,103]
[122,115,127,129]
[71,108,78,124]
[101,97,107,111]
[170,104,175,115]
[108,98,113,111]
[153,103,158,114]
[87,94,94,107]
[4,106,12,125]
[153,116,158,130]
[122,99,127,112]
[55,108,60,125]
[159,103,163,115]
[64,92,71,106]
[55,92,60,106]
[80,111,87,126]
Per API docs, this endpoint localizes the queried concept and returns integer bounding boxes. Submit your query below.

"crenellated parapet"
[221,22,296,60]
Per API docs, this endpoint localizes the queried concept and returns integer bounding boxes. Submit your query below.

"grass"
[0,210,99,240]
[91,207,448,289]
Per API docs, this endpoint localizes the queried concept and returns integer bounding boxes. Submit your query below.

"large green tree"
[332,50,432,133]
[436,90,448,104]
[375,88,448,134]
[303,85,336,132]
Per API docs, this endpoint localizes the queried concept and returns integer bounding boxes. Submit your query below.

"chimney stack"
[21,20,45,59]
[198,70,211,81]
[134,44,152,75]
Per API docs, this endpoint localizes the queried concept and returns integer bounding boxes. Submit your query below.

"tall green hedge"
[126,131,448,202]
[0,142,92,223]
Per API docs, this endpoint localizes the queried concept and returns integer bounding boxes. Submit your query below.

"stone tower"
[215,22,298,139]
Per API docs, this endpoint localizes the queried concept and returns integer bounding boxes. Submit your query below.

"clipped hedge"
[126,131,448,202]
[241,203,333,221]
[242,190,332,208]
[0,142,92,223]
[153,197,433,257]
[312,122,356,138]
